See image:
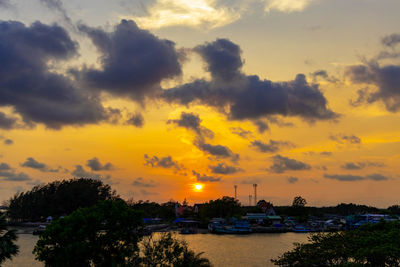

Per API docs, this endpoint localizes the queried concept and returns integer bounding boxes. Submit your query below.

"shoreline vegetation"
[2,178,400,266]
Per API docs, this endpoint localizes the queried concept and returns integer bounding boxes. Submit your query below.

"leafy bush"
[272,221,400,266]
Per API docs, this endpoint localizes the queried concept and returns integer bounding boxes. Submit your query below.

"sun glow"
[194,184,203,191]
[132,0,239,29]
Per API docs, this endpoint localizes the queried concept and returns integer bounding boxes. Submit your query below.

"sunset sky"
[1,0,400,207]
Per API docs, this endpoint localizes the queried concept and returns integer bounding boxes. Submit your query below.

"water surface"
[4,232,308,267]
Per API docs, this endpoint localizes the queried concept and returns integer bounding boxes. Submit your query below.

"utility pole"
[249,195,252,206]
[234,185,237,200]
[253,184,258,206]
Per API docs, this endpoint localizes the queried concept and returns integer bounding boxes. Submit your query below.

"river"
[4,232,309,267]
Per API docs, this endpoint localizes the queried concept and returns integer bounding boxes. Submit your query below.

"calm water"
[4,232,308,267]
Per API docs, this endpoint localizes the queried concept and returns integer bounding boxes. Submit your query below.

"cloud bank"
[163,39,338,124]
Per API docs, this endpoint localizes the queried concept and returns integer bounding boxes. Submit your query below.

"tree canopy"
[0,213,18,264]
[33,199,143,266]
[8,178,118,222]
[199,196,242,220]
[292,196,307,207]
[272,221,400,266]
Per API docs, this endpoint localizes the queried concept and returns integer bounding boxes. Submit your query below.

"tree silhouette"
[0,213,19,264]
[292,196,307,207]
[33,200,142,266]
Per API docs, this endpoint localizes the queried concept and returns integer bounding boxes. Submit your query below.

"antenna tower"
[234,185,238,200]
[253,184,258,206]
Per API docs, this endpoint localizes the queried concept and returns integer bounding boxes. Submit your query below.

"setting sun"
[194,184,203,191]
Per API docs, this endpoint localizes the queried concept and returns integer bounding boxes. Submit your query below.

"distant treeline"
[7,178,118,222]
[5,178,400,223]
[274,203,383,217]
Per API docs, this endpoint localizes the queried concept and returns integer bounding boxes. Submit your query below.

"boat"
[293,225,315,233]
[180,227,198,234]
[211,220,252,234]
[32,225,46,235]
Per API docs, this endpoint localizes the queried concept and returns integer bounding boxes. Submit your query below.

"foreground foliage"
[272,221,400,266]
[8,178,117,222]
[0,213,18,264]
[33,200,143,266]
[140,232,212,267]
[33,200,212,266]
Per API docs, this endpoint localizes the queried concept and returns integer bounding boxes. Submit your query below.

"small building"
[257,200,276,216]
[245,213,282,226]
[193,204,204,213]
[46,216,53,223]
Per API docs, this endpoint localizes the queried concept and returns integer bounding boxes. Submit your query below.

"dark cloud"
[77,20,183,103]
[349,87,370,107]
[144,154,182,170]
[86,157,115,171]
[0,112,17,129]
[0,20,111,129]
[254,120,269,133]
[194,38,243,81]
[195,140,239,162]
[382,33,400,48]
[21,157,59,172]
[266,116,295,128]
[230,127,252,139]
[0,162,11,171]
[4,139,13,145]
[71,165,99,178]
[341,161,385,170]
[346,62,400,112]
[168,112,214,139]
[132,177,157,188]
[311,70,339,83]
[329,134,361,145]
[269,155,311,173]
[163,39,338,124]
[287,176,299,184]
[367,174,389,181]
[341,162,365,170]
[316,165,328,171]
[21,157,45,170]
[104,108,123,124]
[305,151,332,156]
[0,171,31,181]
[209,163,242,174]
[250,140,294,153]
[126,113,144,128]
[324,173,389,182]
[71,165,112,183]
[192,170,221,182]
[0,163,31,181]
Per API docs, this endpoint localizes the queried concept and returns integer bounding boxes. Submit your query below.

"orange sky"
[0,0,400,207]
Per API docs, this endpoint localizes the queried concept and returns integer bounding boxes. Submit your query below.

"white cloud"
[263,0,315,12]
[130,0,315,30]
[132,0,241,29]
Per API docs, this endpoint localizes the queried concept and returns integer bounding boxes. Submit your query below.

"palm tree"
[0,213,19,264]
